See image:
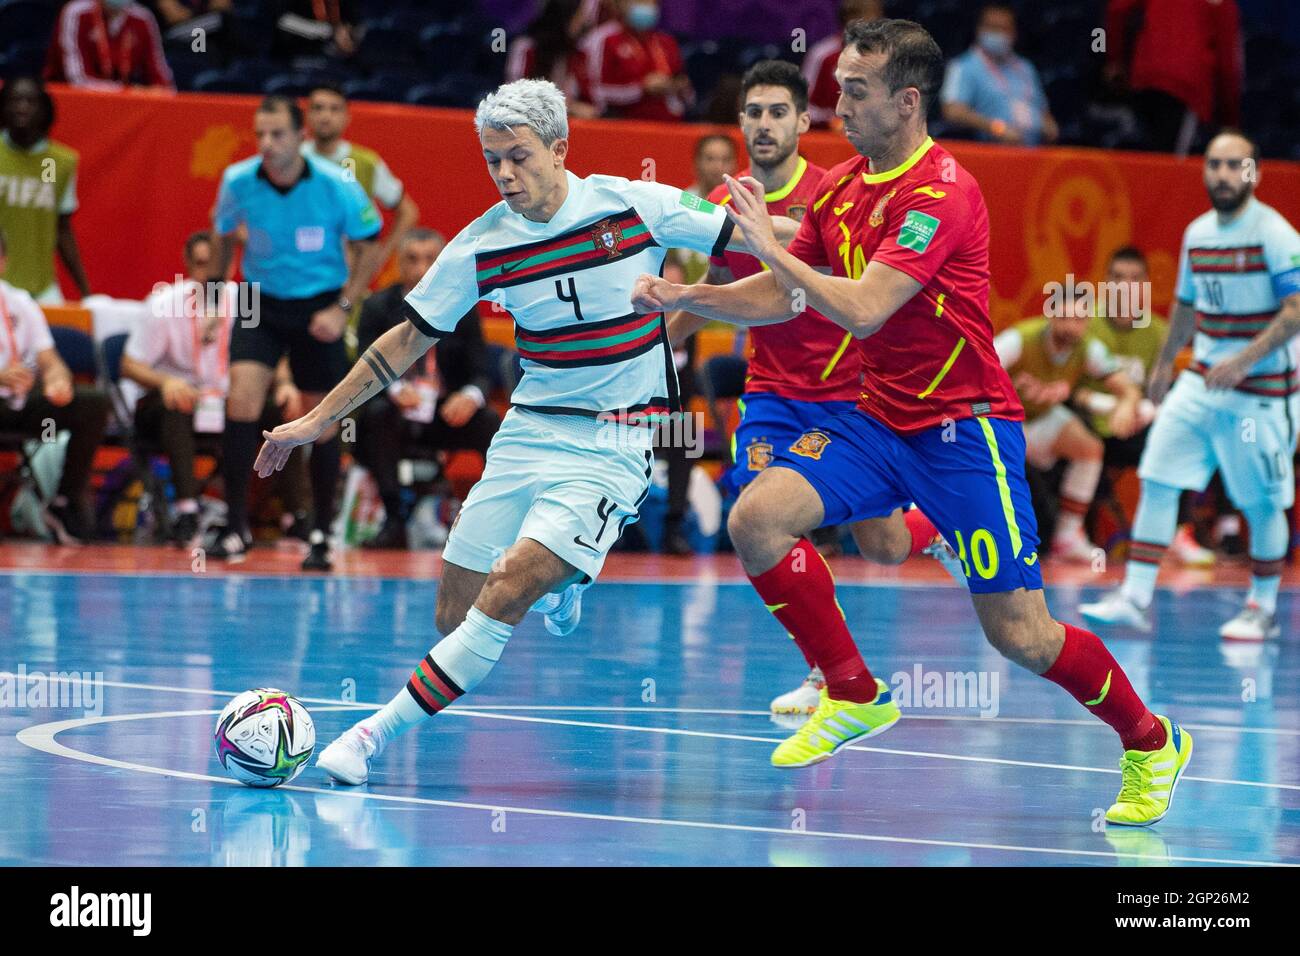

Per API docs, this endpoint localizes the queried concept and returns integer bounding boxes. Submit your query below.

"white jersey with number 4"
[1174,196,1300,398]
[402,170,733,424]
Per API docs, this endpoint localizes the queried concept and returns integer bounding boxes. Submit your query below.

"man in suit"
[355,227,499,548]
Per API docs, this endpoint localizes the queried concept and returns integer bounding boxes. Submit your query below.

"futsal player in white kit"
[253,79,797,784]
[1083,131,1300,640]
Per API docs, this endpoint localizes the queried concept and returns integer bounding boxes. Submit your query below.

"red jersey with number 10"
[707,158,861,403]
[786,137,1022,434]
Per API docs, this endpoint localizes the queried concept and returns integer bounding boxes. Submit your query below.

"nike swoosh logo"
[833,202,854,215]
[764,602,788,613]
[1023,551,1039,566]
[1085,669,1113,707]
[499,258,528,275]
[572,535,600,554]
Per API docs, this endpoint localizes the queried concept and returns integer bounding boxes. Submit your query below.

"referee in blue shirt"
[211,95,385,569]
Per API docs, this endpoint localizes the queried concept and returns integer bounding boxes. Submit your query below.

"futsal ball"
[213,688,315,788]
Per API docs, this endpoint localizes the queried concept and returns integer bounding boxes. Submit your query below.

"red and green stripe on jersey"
[514,310,664,368]
[1195,309,1273,338]
[1188,246,1267,274]
[475,208,656,293]
[1191,360,1297,397]
[406,653,464,715]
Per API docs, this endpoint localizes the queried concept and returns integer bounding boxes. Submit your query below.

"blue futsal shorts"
[769,408,1043,594]
[723,392,857,498]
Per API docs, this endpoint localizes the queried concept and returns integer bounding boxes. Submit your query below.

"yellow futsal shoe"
[770,679,901,768]
[1105,716,1193,827]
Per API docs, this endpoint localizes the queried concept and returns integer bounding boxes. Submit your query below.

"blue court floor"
[1,566,1297,866]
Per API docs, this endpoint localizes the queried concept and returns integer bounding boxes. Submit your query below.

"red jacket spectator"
[506,38,595,111]
[45,0,174,90]
[1105,0,1242,125]
[801,32,841,128]
[585,15,690,122]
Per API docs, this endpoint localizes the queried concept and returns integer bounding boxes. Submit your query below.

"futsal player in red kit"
[634,18,1191,826]
[668,59,956,716]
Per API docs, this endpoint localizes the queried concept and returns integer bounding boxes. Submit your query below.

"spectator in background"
[121,230,233,547]
[675,134,736,283]
[303,84,421,276]
[1105,0,1242,156]
[1074,246,1214,566]
[271,0,358,65]
[994,286,1140,560]
[507,0,599,119]
[586,0,692,121]
[941,4,1057,146]
[354,228,498,550]
[0,77,92,303]
[0,226,110,544]
[802,0,883,129]
[154,1,237,67]
[45,0,175,90]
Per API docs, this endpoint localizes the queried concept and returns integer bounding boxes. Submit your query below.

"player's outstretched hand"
[255,415,324,477]
[632,273,678,314]
[722,174,778,260]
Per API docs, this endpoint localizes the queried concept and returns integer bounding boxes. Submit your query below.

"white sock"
[174,498,199,515]
[361,607,512,743]
[1121,480,1180,609]
[1055,509,1084,538]
[1249,576,1281,615]
[1243,506,1287,615]
[1060,458,1102,509]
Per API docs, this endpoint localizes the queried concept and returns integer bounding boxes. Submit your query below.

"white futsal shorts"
[1138,371,1299,510]
[440,407,655,581]
[1022,405,1078,470]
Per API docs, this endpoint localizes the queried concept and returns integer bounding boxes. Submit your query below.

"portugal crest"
[789,431,832,460]
[868,188,897,228]
[591,218,625,259]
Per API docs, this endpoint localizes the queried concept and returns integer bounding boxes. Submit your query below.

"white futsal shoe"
[922,536,968,586]
[1052,526,1099,563]
[770,668,826,715]
[317,722,384,786]
[1080,590,1152,633]
[531,582,585,637]
[1218,601,1279,641]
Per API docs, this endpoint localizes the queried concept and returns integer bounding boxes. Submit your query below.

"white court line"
[4,672,1299,792]
[0,566,1269,591]
[15,708,1295,868]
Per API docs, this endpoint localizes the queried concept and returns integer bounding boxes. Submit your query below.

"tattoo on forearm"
[326,381,375,424]
[360,346,399,387]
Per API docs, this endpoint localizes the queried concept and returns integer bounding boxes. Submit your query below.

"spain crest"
[591,218,625,259]
[746,441,774,471]
[868,188,897,228]
[789,431,832,460]
[786,203,807,222]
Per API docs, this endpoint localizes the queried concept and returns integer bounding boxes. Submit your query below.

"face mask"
[977,30,1012,57]
[626,3,659,31]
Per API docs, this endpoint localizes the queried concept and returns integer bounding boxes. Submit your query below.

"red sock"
[903,508,940,556]
[1043,622,1167,751]
[749,539,875,702]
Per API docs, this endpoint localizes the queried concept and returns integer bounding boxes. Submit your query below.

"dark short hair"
[257,94,303,130]
[0,75,55,137]
[399,227,445,248]
[307,82,347,102]
[740,60,809,114]
[843,18,944,114]
[978,3,1016,23]
[184,230,213,261]
[693,133,736,161]
[1209,127,1260,163]
[1108,245,1148,268]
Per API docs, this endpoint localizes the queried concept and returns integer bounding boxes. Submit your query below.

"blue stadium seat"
[190,67,262,95]
[0,0,58,46]
[50,326,97,379]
